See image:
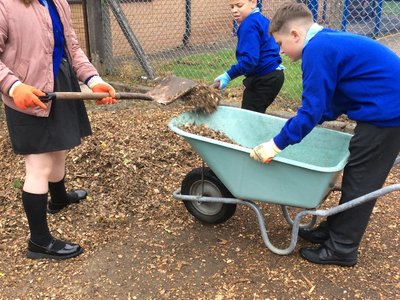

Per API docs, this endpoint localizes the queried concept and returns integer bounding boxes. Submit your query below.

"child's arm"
[227,23,262,79]
[214,20,262,89]
[250,44,338,163]
[273,49,337,150]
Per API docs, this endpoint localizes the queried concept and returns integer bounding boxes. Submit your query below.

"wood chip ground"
[0,94,398,299]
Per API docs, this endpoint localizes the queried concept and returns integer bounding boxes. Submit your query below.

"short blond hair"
[269,1,313,35]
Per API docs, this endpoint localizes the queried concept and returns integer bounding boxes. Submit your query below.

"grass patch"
[156,49,240,86]
[156,49,303,102]
[280,56,302,101]
[384,1,400,15]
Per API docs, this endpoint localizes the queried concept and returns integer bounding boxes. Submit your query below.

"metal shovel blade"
[146,75,197,104]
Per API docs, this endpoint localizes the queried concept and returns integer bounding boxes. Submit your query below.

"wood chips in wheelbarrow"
[179,123,239,145]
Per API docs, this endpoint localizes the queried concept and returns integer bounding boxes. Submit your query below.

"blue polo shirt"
[39,0,65,79]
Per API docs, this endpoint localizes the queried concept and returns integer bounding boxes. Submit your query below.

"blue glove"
[214,72,231,89]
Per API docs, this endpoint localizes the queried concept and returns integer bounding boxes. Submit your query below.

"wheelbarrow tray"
[168,106,352,209]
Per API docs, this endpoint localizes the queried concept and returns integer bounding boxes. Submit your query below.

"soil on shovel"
[182,84,221,114]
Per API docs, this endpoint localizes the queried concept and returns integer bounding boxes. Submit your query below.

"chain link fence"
[69,1,88,54]
[81,0,400,101]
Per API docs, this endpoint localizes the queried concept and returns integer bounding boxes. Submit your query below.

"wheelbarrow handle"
[39,92,154,102]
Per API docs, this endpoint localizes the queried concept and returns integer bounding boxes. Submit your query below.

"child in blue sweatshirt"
[251,1,400,266]
[214,0,284,113]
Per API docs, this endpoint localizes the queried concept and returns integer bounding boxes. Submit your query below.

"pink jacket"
[0,0,98,117]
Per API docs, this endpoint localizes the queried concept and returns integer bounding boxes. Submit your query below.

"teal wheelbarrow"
[168,106,400,255]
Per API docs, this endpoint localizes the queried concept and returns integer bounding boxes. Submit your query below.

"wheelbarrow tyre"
[181,167,236,224]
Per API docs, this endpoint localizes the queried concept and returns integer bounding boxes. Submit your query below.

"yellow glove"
[87,76,116,104]
[250,139,281,164]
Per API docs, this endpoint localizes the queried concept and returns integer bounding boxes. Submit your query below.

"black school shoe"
[300,245,357,267]
[48,189,88,214]
[298,221,330,244]
[27,239,83,260]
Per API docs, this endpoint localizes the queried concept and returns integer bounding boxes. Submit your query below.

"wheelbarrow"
[168,106,400,255]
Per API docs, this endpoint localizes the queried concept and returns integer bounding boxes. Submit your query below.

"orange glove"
[11,83,47,110]
[87,76,116,105]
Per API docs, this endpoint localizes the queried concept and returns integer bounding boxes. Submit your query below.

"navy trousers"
[325,122,400,255]
[242,69,284,113]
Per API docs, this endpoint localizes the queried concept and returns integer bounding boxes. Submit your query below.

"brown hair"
[269,1,313,35]
[21,0,34,4]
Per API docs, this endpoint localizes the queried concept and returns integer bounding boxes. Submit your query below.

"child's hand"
[87,76,117,104]
[250,139,281,164]
[11,83,47,110]
[214,72,231,89]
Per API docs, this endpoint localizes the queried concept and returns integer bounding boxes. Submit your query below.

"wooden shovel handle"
[39,92,154,102]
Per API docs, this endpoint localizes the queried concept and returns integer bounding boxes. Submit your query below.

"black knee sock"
[22,191,52,246]
[48,178,68,204]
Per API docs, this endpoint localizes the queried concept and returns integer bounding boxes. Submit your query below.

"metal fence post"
[257,0,262,11]
[182,0,192,47]
[307,0,319,22]
[373,0,384,38]
[341,0,350,31]
[85,0,110,73]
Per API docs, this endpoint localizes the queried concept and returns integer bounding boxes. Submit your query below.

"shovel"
[146,75,197,104]
[40,75,198,104]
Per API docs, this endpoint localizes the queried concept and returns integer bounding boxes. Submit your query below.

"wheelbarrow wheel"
[181,167,236,224]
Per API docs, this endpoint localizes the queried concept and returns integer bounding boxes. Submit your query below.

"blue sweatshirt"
[274,28,400,150]
[227,11,281,79]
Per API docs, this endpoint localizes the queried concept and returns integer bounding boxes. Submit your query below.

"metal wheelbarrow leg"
[173,156,400,255]
[173,183,400,255]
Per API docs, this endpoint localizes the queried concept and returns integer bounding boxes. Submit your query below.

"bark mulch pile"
[0,98,399,299]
